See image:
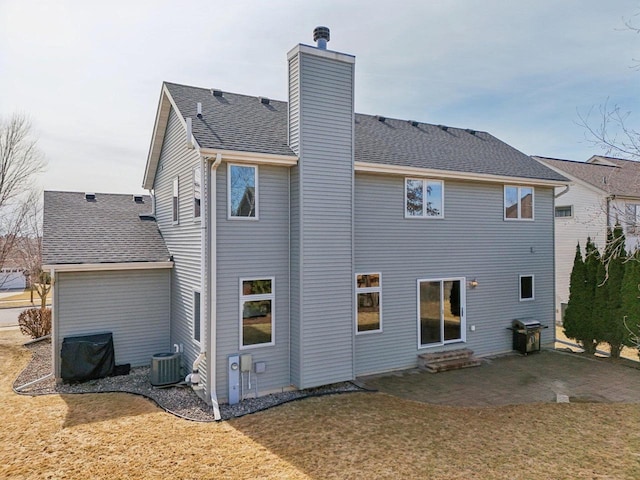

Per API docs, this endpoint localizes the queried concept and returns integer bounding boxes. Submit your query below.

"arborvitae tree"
[621,251,640,358]
[564,243,589,345]
[582,237,602,354]
[597,225,628,358]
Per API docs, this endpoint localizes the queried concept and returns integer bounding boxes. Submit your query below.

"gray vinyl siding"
[290,49,355,388]
[354,173,556,376]
[54,269,171,376]
[215,163,290,400]
[288,54,300,155]
[154,107,206,389]
[289,166,301,387]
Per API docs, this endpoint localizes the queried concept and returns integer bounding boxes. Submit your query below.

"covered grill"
[510,319,545,355]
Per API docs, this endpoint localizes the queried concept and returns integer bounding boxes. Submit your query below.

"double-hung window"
[625,203,640,234]
[405,178,444,218]
[229,164,258,219]
[355,273,382,333]
[240,278,274,348]
[555,205,572,218]
[504,186,534,220]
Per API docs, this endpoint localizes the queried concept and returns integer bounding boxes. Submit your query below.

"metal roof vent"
[376,115,386,123]
[85,192,96,201]
[211,88,223,97]
[465,129,476,135]
[133,195,144,203]
[409,120,419,127]
[259,96,270,105]
[313,26,330,49]
[438,125,449,132]
[196,102,202,118]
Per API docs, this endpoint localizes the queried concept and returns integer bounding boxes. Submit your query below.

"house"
[0,236,27,291]
[43,28,567,416]
[533,155,640,323]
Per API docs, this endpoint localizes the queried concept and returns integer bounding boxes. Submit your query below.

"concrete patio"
[358,349,640,406]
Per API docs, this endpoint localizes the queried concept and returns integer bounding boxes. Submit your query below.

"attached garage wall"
[54,269,171,377]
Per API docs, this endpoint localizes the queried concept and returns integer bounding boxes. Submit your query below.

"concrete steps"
[418,348,482,373]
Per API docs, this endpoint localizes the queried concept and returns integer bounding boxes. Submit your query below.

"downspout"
[209,153,223,419]
[148,189,156,217]
[554,184,570,199]
[50,268,58,380]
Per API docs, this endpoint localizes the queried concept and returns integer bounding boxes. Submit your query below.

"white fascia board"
[198,147,298,167]
[42,261,174,272]
[287,43,355,64]
[355,161,569,187]
[142,85,202,190]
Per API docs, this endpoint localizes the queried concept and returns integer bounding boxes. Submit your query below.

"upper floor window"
[504,186,534,220]
[356,273,382,334]
[193,166,201,220]
[229,164,258,219]
[405,178,444,218]
[555,205,572,218]
[172,177,179,224]
[626,203,640,234]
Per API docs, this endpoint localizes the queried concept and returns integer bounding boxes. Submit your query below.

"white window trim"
[228,163,259,221]
[416,277,466,349]
[504,185,535,221]
[193,289,202,345]
[519,274,535,302]
[554,205,573,218]
[239,276,275,350]
[193,165,201,222]
[404,178,445,219]
[172,176,179,225]
[355,272,383,335]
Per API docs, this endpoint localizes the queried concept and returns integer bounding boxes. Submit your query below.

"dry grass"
[1,329,640,479]
[0,289,50,309]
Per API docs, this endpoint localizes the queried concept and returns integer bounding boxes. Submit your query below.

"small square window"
[405,178,444,218]
[505,186,534,220]
[519,275,534,301]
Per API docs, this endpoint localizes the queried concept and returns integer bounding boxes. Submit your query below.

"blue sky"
[0,0,638,194]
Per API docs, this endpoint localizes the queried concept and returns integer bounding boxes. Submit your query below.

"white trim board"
[42,261,174,272]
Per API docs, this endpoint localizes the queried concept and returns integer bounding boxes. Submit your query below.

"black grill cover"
[61,333,115,382]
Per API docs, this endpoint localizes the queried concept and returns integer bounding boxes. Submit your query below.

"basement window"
[240,278,274,349]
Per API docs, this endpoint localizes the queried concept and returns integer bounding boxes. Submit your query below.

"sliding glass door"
[418,278,465,347]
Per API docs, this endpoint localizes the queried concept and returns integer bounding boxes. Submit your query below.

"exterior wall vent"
[259,96,270,105]
[150,352,182,386]
[133,195,144,203]
[313,26,330,49]
[211,89,223,97]
[85,192,96,201]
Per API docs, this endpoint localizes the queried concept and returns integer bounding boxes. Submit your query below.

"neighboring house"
[534,155,640,323]
[0,236,27,291]
[43,29,567,414]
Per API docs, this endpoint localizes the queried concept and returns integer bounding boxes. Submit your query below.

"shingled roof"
[162,82,566,183]
[535,156,640,198]
[43,191,170,266]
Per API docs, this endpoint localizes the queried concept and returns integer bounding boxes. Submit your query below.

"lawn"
[2,328,640,479]
[0,288,50,309]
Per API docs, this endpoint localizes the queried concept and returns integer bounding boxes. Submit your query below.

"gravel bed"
[12,338,365,421]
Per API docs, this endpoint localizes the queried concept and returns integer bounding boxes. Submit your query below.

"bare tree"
[18,194,50,308]
[0,114,46,285]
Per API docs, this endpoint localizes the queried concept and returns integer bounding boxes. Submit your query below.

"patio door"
[417,278,465,347]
